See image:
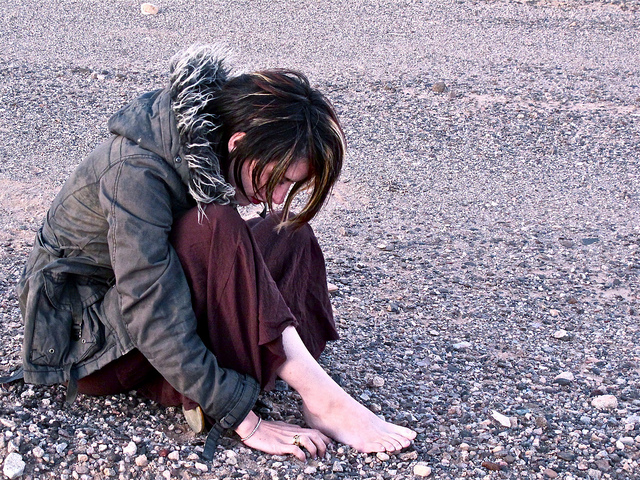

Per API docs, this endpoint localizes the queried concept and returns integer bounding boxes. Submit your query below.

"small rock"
[491,410,512,428]
[376,452,390,461]
[399,451,418,461]
[140,3,159,15]
[595,459,611,471]
[304,466,317,474]
[3,452,26,480]
[554,372,575,385]
[432,81,447,93]
[581,237,599,245]
[332,461,344,472]
[619,436,635,445]
[413,463,432,477]
[168,451,180,461]
[135,454,148,467]
[591,395,618,410]
[452,341,472,351]
[77,453,89,462]
[370,376,385,388]
[123,441,137,456]
[76,465,89,475]
[587,469,602,479]
[327,282,339,293]
[557,451,576,461]
[195,462,208,472]
[32,446,45,458]
[544,468,558,478]
[553,329,572,341]
[481,461,501,471]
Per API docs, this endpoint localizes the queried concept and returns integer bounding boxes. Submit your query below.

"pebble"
[432,81,447,93]
[452,341,471,351]
[2,452,26,480]
[32,446,45,458]
[413,463,432,477]
[591,395,618,410]
[327,282,339,293]
[123,441,137,456]
[399,450,418,461]
[332,461,344,472]
[371,376,385,387]
[491,410,512,428]
[553,329,572,341]
[195,462,208,472]
[377,452,390,461]
[168,451,180,461]
[554,371,574,385]
[140,3,159,15]
[304,466,317,474]
[544,468,558,478]
[619,436,635,445]
[481,461,501,471]
[135,454,148,467]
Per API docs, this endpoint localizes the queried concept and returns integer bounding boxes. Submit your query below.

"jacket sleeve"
[99,154,258,428]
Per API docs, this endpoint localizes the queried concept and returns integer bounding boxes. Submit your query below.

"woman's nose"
[272,185,289,205]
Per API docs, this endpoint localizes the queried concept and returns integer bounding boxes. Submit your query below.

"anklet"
[240,417,262,442]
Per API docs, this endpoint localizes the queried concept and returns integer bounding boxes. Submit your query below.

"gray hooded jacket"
[16,46,259,437]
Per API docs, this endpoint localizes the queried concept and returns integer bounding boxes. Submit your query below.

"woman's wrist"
[234,411,260,439]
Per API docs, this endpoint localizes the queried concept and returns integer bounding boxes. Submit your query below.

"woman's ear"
[228,132,246,153]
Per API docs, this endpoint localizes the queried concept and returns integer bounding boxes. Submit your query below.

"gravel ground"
[1,1,640,479]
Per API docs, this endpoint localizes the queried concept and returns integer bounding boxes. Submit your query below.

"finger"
[300,435,318,458]
[310,435,327,458]
[285,444,306,462]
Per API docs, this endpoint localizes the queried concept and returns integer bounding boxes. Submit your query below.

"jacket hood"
[108,45,236,207]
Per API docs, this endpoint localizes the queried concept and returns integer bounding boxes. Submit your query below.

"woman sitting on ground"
[15,45,416,460]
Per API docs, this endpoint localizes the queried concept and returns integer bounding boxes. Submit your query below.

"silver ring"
[293,434,302,447]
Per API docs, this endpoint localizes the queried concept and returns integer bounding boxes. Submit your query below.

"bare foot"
[276,326,416,453]
[301,390,417,453]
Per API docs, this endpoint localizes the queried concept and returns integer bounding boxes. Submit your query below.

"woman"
[15,45,416,461]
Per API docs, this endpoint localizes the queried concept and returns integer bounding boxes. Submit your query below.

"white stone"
[123,441,137,456]
[332,461,344,472]
[414,463,432,477]
[327,282,339,293]
[195,462,208,472]
[554,372,575,384]
[619,436,635,445]
[167,451,180,461]
[491,410,512,428]
[452,341,472,350]
[377,452,390,461]
[304,466,317,474]
[32,446,45,458]
[591,395,618,410]
[3,452,26,480]
[135,454,148,467]
[553,329,571,340]
[140,3,159,15]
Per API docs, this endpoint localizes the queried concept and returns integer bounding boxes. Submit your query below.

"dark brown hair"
[212,70,345,228]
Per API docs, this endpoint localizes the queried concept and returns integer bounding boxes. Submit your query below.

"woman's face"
[233,160,310,207]
[227,132,310,206]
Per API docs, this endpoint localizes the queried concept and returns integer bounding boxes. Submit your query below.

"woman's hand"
[235,412,331,461]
